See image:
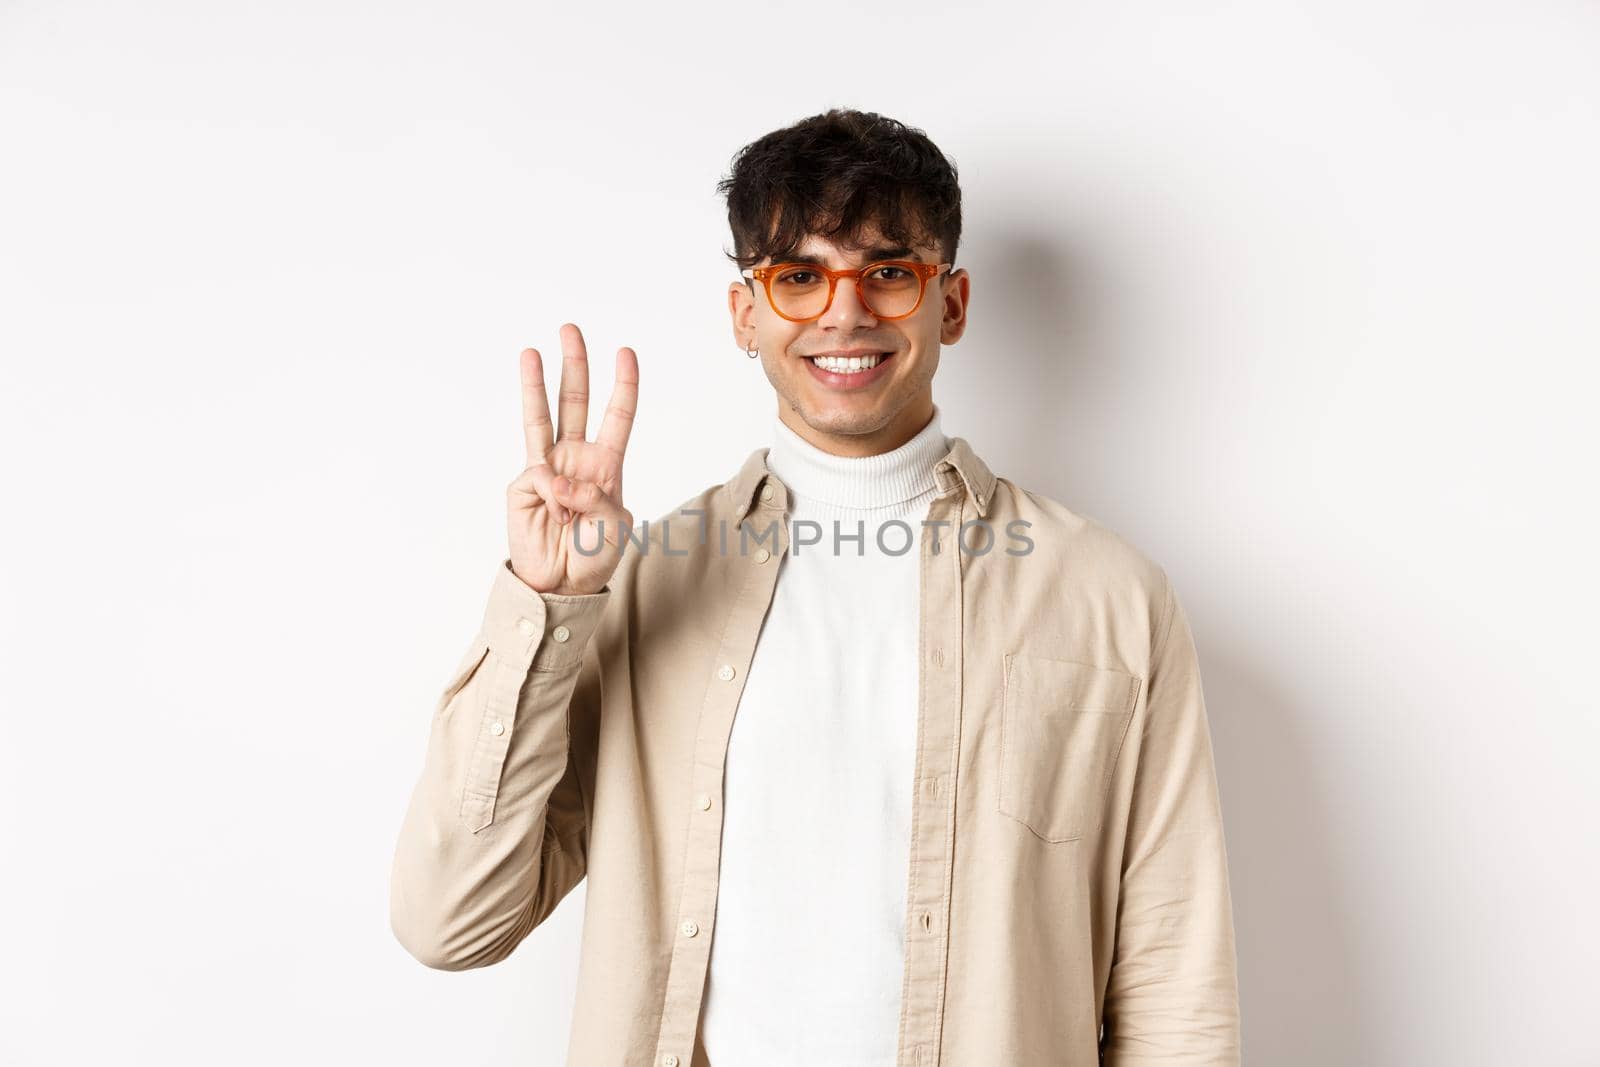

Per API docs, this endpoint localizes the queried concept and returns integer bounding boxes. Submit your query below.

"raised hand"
[506,323,638,596]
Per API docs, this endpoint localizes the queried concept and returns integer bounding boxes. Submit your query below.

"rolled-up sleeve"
[389,559,610,971]
[1101,576,1242,1064]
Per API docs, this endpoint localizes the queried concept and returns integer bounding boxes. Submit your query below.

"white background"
[2,2,1597,1064]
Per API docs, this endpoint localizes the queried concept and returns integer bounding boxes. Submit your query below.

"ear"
[938,268,970,345]
[729,280,757,345]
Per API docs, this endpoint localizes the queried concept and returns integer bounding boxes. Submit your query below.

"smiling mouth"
[804,351,894,375]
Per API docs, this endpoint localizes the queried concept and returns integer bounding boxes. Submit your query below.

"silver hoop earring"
[745,340,760,359]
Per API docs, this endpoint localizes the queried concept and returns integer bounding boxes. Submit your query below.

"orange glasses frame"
[740,260,954,322]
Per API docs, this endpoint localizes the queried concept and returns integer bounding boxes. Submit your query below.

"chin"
[795,401,893,434]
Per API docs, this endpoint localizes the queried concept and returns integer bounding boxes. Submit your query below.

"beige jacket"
[389,435,1241,1066]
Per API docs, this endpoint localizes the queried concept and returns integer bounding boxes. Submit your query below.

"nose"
[819,272,880,329]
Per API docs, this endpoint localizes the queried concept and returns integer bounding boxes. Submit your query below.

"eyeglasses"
[740,259,953,322]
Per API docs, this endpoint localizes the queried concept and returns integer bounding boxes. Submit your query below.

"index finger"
[594,346,639,459]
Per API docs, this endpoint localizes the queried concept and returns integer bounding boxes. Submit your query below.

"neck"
[766,402,947,510]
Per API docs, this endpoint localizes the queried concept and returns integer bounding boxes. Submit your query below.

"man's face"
[728,221,970,455]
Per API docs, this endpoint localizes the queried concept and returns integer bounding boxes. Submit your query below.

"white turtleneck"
[698,405,950,1067]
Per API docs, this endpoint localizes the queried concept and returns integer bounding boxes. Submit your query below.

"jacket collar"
[725,432,997,524]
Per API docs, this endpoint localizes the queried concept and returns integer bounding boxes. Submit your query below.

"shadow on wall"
[1206,642,1368,1064]
[945,217,1137,510]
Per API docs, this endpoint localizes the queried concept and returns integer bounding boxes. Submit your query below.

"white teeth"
[812,353,883,373]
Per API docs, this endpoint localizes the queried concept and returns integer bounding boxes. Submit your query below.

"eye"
[775,268,819,285]
[869,265,911,280]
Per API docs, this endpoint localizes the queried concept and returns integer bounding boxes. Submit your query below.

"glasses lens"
[770,265,831,319]
[859,262,922,318]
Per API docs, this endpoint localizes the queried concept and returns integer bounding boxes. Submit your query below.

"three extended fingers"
[516,324,638,524]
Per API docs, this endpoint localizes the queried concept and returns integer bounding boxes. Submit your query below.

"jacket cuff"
[480,559,611,672]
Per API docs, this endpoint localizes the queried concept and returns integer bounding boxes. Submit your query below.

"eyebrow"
[774,245,921,267]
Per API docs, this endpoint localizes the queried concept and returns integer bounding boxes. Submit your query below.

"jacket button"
[760,484,775,501]
[695,792,713,811]
[680,920,699,937]
[754,548,771,564]
[516,617,537,637]
[490,721,505,736]
[716,664,735,681]
[552,625,571,643]
[662,1057,680,1067]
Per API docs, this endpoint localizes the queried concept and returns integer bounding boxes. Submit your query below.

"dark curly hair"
[717,108,963,278]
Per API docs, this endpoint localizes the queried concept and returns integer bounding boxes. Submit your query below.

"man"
[389,108,1241,1066]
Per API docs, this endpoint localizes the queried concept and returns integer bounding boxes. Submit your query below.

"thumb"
[553,477,632,543]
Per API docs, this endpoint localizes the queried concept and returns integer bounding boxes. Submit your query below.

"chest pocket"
[999,653,1142,843]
